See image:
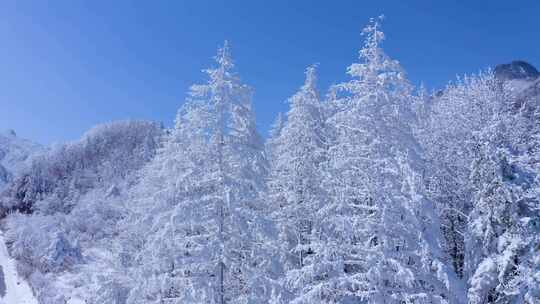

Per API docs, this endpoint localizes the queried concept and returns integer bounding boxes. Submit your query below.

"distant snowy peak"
[2,130,16,137]
[0,130,42,170]
[494,60,540,81]
[0,130,43,189]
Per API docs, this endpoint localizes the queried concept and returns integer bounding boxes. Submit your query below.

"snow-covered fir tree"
[123,41,271,304]
[265,65,328,302]
[316,16,459,303]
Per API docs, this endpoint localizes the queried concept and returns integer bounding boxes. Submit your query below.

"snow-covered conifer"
[125,41,270,304]
[315,16,458,303]
[266,65,328,302]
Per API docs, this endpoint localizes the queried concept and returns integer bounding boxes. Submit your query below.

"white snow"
[0,232,38,304]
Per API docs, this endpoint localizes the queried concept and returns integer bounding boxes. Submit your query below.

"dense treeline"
[1,17,539,304]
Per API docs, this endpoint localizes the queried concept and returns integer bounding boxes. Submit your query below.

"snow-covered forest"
[1,17,539,303]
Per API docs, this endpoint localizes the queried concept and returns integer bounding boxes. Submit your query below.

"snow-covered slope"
[0,120,163,303]
[0,232,37,304]
[0,132,42,304]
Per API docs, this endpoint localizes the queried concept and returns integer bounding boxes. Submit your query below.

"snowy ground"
[0,232,38,304]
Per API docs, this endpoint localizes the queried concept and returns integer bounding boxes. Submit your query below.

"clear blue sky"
[1,1,539,144]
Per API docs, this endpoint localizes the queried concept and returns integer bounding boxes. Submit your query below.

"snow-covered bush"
[28,270,68,304]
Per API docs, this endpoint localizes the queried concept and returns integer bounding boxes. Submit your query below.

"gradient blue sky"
[1,1,539,144]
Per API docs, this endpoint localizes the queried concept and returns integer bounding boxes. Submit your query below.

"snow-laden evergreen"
[123,41,272,304]
[311,16,459,303]
[266,65,328,302]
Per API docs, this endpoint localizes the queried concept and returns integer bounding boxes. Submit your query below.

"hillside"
[0,120,163,303]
